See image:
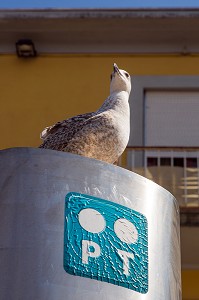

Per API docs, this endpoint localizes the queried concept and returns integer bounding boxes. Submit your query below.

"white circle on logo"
[114,218,138,244]
[78,208,106,233]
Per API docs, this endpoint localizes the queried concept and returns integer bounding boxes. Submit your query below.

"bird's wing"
[40,112,95,140]
[39,111,96,150]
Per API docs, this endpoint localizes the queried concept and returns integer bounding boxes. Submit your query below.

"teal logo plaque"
[64,192,148,294]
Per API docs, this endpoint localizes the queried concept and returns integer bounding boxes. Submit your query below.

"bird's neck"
[97,91,129,113]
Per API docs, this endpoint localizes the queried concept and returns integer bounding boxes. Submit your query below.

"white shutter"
[145,91,199,146]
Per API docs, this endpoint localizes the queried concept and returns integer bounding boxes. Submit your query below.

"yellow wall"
[182,270,199,300]
[1,53,199,298]
[1,54,199,150]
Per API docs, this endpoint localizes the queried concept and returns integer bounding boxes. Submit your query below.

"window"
[128,79,199,207]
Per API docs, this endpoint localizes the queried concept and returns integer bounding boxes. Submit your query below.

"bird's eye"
[125,72,130,78]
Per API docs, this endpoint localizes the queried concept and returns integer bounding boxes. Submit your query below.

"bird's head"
[110,63,131,95]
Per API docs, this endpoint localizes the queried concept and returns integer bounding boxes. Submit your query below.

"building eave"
[1,8,199,55]
[1,8,199,20]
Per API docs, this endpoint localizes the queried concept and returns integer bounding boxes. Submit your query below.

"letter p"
[82,240,101,264]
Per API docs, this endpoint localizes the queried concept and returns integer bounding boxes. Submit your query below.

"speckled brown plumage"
[39,63,131,164]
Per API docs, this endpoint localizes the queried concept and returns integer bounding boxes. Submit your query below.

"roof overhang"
[1,8,199,54]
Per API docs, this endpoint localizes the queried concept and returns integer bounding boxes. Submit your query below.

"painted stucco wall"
[1,54,199,149]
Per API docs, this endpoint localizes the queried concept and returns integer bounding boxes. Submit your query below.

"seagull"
[39,63,131,164]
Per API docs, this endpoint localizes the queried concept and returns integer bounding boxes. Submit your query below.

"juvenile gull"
[39,63,131,164]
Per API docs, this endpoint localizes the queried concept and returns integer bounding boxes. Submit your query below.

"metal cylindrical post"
[0,148,181,300]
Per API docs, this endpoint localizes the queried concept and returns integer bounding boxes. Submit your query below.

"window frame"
[129,75,199,146]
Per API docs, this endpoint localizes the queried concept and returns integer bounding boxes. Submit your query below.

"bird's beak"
[113,63,120,74]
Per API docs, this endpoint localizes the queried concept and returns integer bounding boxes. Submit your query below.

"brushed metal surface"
[0,148,181,300]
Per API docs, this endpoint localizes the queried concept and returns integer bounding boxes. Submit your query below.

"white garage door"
[145,91,199,146]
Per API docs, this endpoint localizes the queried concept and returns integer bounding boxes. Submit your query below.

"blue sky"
[1,0,199,9]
